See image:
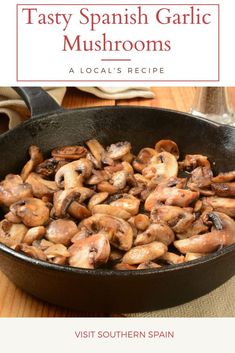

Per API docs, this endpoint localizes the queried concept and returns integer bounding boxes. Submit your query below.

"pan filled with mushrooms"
[0,87,234,313]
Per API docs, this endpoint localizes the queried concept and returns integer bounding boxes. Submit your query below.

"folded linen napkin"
[0,87,154,130]
[126,276,235,317]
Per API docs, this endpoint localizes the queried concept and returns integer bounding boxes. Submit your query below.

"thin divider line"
[101,59,131,61]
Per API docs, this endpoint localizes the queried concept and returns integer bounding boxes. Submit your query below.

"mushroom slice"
[104,141,131,161]
[18,244,46,261]
[185,253,205,262]
[55,158,92,189]
[26,172,59,199]
[77,214,133,251]
[133,214,150,231]
[212,170,235,183]
[97,181,118,194]
[191,166,213,188]
[10,198,50,227]
[133,148,157,172]
[23,226,46,245]
[122,241,167,265]
[35,158,67,177]
[155,139,179,160]
[51,145,87,160]
[203,196,235,217]
[0,174,33,207]
[88,192,109,210]
[134,223,174,246]
[211,182,235,197]
[142,151,178,182]
[86,139,105,164]
[179,154,211,171]
[137,262,161,269]
[20,145,44,181]
[111,170,128,190]
[174,212,235,253]
[44,244,70,258]
[5,211,21,223]
[176,218,208,240]
[151,205,195,234]
[145,186,199,211]
[46,219,78,246]
[113,263,137,270]
[160,252,184,265]
[109,248,124,262]
[68,233,110,269]
[0,220,28,247]
[110,194,140,216]
[92,204,131,220]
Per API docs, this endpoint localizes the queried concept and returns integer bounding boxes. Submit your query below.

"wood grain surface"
[0,86,234,317]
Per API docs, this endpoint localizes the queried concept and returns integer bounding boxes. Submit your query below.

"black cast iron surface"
[0,88,234,312]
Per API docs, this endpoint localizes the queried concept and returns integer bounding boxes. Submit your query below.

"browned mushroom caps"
[151,205,195,234]
[134,223,175,246]
[26,172,59,199]
[174,212,235,254]
[176,218,209,240]
[102,141,131,165]
[111,170,128,190]
[76,214,133,251]
[20,145,44,182]
[10,198,50,227]
[160,252,185,265]
[145,185,199,211]
[45,219,78,246]
[0,174,33,207]
[44,244,70,259]
[55,158,92,189]
[35,158,67,177]
[142,151,178,181]
[203,196,235,217]
[88,192,109,210]
[18,243,47,261]
[53,187,94,219]
[179,154,211,170]
[86,139,105,166]
[51,145,87,160]
[122,241,167,265]
[211,182,235,197]
[155,140,180,160]
[0,220,28,247]
[212,170,235,183]
[68,233,110,269]
[92,204,131,220]
[132,148,157,172]
[133,214,150,231]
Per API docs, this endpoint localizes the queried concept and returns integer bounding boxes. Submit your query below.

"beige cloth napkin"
[0,87,154,130]
[126,276,235,317]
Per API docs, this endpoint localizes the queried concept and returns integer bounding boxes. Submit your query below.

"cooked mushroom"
[44,243,70,258]
[174,212,235,253]
[122,241,167,265]
[110,194,140,216]
[179,154,210,170]
[184,252,205,262]
[45,219,78,246]
[211,182,235,197]
[86,139,105,165]
[76,214,133,251]
[20,145,44,181]
[134,223,174,246]
[132,148,157,172]
[0,174,32,207]
[104,141,131,161]
[137,261,161,269]
[35,158,67,177]
[92,204,131,220]
[142,151,178,182]
[18,243,47,261]
[212,170,235,183]
[26,172,59,199]
[0,220,28,247]
[69,233,110,269]
[155,139,180,159]
[133,214,150,231]
[88,192,109,210]
[10,198,50,227]
[203,196,235,217]
[160,252,185,265]
[51,145,87,160]
[23,226,46,245]
[55,158,92,189]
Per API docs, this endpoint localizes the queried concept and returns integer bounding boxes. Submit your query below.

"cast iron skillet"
[0,87,234,313]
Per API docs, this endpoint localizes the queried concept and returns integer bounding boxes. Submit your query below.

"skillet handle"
[13,87,64,118]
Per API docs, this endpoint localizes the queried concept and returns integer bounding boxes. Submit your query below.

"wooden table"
[0,87,234,317]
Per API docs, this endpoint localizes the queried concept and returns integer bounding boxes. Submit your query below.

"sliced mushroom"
[23,226,46,245]
[44,243,70,258]
[35,158,68,177]
[155,139,180,160]
[88,192,109,210]
[5,211,21,223]
[133,214,150,231]
[113,263,137,270]
[86,139,105,165]
[104,141,131,161]
[137,261,161,269]
[51,145,87,160]
[45,219,78,246]
[92,204,131,220]
[160,252,185,265]
[212,170,235,183]
[185,252,205,262]
[69,233,110,269]
[55,158,92,189]
[176,218,208,240]
[111,170,128,190]
[0,174,33,207]
[77,214,133,251]
[174,212,235,253]
[122,241,167,265]
[132,148,157,172]
[0,220,28,247]
[97,181,118,194]
[134,223,174,246]
[10,198,50,227]
[203,196,235,217]
[26,172,59,199]
[179,154,210,171]
[211,182,235,197]
[142,151,178,182]
[18,243,47,261]
[20,145,44,181]
[110,194,140,216]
